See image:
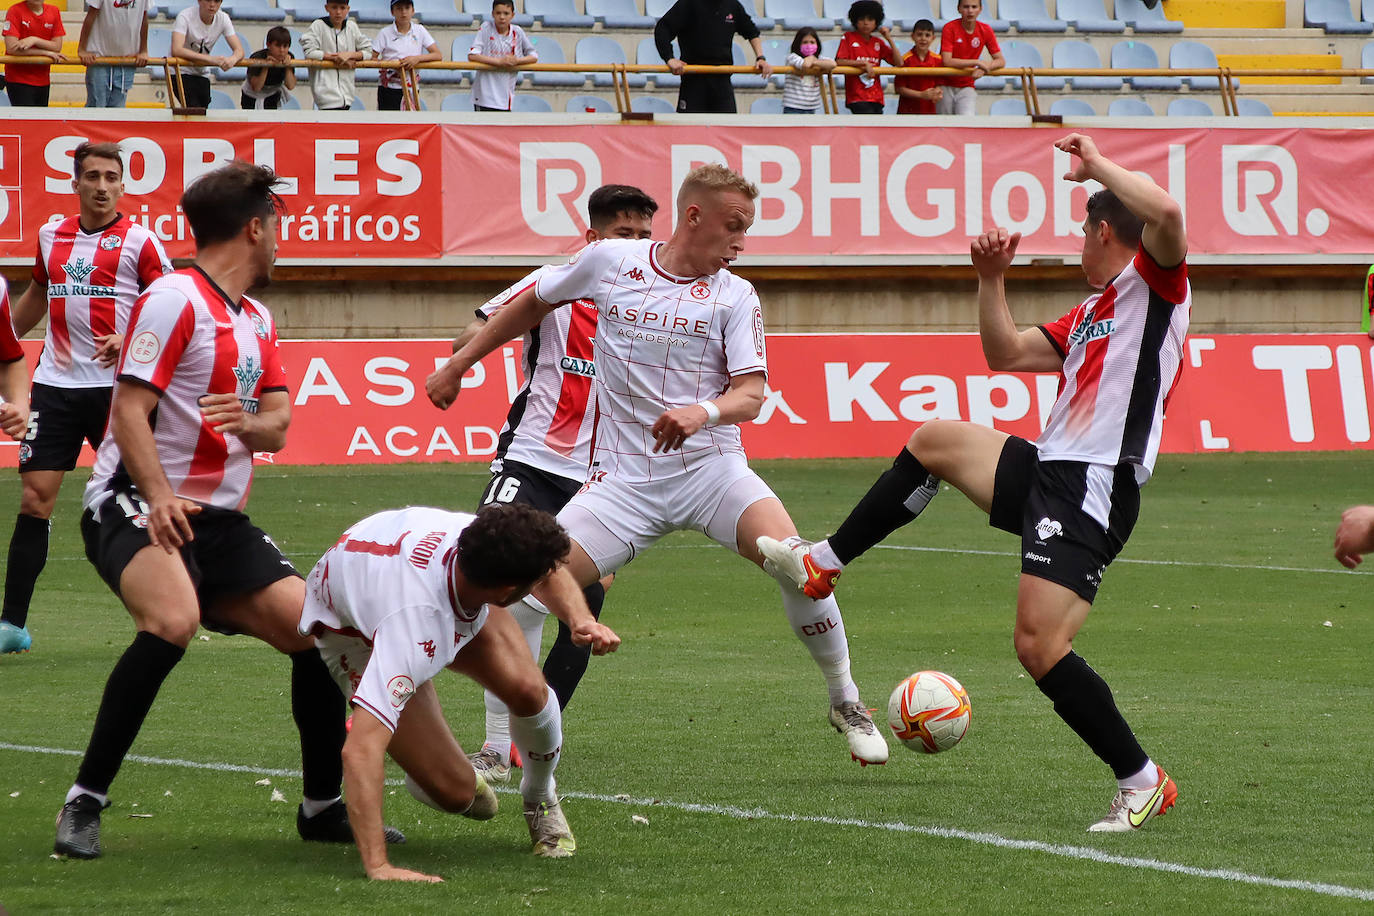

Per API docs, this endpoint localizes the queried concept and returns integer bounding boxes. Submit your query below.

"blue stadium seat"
[148,26,173,79]
[731,42,769,88]
[280,92,302,108]
[1000,39,1063,89]
[586,0,655,27]
[882,0,934,29]
[512,92,553,110]
[577,35,646,87]
[160,0,194,19]
[0,91,9,106]
[1169,39,1231,90]
[637,36,679,87]
[1305,0,1373,32]
[441,91,475,108]
[751,95,784,112]
[209,35,248,79]
[1234,97,1273,116]
[988,96,1028,114]
[414,0,474,25]
[279,0,322,21]
[998,0,1066,31]
[1052,38,1121,88]
[1049,96,1095,115]
[225,0,288,21]
[1055,0,1122,31]
[566,93,615,110]
[463,0,534,24]
[1364,41,1374,83]
[530,34,585,86]
[208,88,238,108]
[526,0,594,27]
[630,94,675,111]
[1166,96,1212,116]
[1366,0,1374,22]
[352,0,394,22]
[820,36,839,58]
[737,0,776,30]
[645,0,674,14]
[765,0,831,30]
[938,0,1007,30]
[1113,0,1183,32]
[1110,39,1181,89]
[1107,95,1153,115]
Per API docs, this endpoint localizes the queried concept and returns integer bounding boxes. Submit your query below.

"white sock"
[482,598,548,759]
[811,539,843,571]
[66,784,108,807]
[300,795,341,818]
[1118,759,1160,790]
[778,585,859,706]
[511,687,561,804]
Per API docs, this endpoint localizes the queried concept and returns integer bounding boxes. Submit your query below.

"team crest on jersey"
[18,444,31,464]
[1035,517,1062,541]
[127,331,160,364]
[690,281,710,300]
[971,37,982,48]
[63,256,97,285]
[387,674,415,708]
[250,312,269,340]
[99,234,123,251]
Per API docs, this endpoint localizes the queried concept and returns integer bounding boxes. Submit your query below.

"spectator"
[654,0,772,114]
[300,0,370,111]
[781,25,833,114]
[242,25,297,109]
[171,0,244,109]
[835,0,897,114]
[467,0,536,112]
[894,18,942,114]
[939,0,1002,115]
[77,0,150,108]
[371,0,439,111]
[1363,262,1374,339]
[3,0,66,107]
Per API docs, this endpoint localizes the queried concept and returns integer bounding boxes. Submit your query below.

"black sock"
[1035,651,1148,779]
[828,447,940,566]
[291,649,346,801]
[75,631,186,794]
[2,513,50,629]
[541,581,604,710]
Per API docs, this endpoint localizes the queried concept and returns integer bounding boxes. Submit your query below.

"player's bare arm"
[341,710,443,883]
[427,286,555,409]
[531,566,620,655]
[1334,504,1374,569]
[451,317,485,354]
[650,370,766,454]
[198,389,291,452]
[11,281,49,338]
[0,359,30,440]
[111,381,202,551]
[971,228,1062,373]
[1055,133,1187,267]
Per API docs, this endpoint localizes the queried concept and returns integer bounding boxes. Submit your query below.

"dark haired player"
[761,133,1190,832]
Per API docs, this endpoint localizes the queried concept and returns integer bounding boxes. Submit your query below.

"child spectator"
[3,0,66,107]
[241,25,296,109]
[371,0,440,111]
[836,0,898,114]
[894,18,942,114]
[77,0,150,107]
[939,0,1002,115]
[782,26,834,114]
[301,0,370,111]
[171,0,244,109]
[467,0,536,112]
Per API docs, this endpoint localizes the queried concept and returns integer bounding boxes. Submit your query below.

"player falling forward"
[428,164,889,767]
[761,133,1189,831]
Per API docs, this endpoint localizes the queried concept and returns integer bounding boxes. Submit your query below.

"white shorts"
[557,453,777,578]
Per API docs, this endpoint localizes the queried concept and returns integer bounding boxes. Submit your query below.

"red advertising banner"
[444,124,1371,261]
[0,118,443,261]
[6,333,1374,468]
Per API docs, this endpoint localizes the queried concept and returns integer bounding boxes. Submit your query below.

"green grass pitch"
[1,454,1372,913]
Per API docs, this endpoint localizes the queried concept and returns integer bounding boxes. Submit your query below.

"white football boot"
[1087,768,1178,832]
[469,746,512,787]
[523,797,576,858]
[829,700,889,766]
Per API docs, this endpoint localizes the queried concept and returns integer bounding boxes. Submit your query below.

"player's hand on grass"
[1333,504,1374,568]
[970,227,1021,278]
[0,402,27,440]
[425,361,465,409]
[367,863,444,883]
[650,404,708,453]
[92,332,124,368]
[148,495,202,551]
[572,619,620,655]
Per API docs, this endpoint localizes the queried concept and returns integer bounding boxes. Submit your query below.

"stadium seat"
[751,95,784,112]
[160,0,194,19]
[1169,40,1231,90]
[280,92,302,108]
[512,93,553,110]
[731,42,769,88]
[208,88,237,108]
[645,0,674,14]
[998,0,1066,31]
[1055,0,1122,32]
[208,35,248,79]
[820,36,839,58]
[529,34,585,86]
[765,0,832,31]
[1166,96,1212,116]
[1305,0,1374,32]
[1107,95,1153,115]
[1052,38,1121,89]
[0,92,9,106]
[1000,39,1063,89]
[1110,39,1182,89]
[637,36,679,87]
[352,0,394,22]
[577,36,646,87]
[1112,0,1183,32]
[883,0,933,29]
[1364,41,1374,84]
[413,0,474,25]
[1049,96,1095,115]
[566,93,615,110]
[147,26,173,79]
[738,0,776,30]
[441,91,475,108]
[279,0,321,21]
[988,96,1028,114]
[1234,97,1274,116]
[938,0,1008,30]
[225,0,288,21]
[526,0,594,27]
[630,94,675,111]
[586,0,655,27]
[463,0,534,24]
[1365,0,1374,22]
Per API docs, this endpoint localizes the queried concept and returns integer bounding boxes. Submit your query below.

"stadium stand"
[630,94,675,111]
[1169,39,1230,89]
[351,0,395,24]
[1235,96,1275,115]
[1001,39,1065,89]
[751,95,784,111]
[1306,0,1374,32]
[413,0,474,26]
[1167,96,1213,114]
[765,0,832,31]
[998,0,1067,32]
[512,92,553,109]
[1055,0,1124,33]
[577,35,645,86]
[1112,0,1184,32]
[636,36,678,87]
[441,90,475,108]
[1107,95,1154,114]
[1049,96,1095,114]
[938,0,1009,30]
[529,34,586,86]
[566,92,615,109]
[526,0,595,28]
[989,96,1029,113]
[1053,38,1122,89]
[585,0,656,28]
[224,0,288,21]
[463,0,534,25]
[208,88,238,108]
[1111,39,1183,90]
[730,42,771,88]
[1365,40,1374,83]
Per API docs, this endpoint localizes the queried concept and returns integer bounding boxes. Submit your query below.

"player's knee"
[1013,629,1059,679]
[908,420,953,468]
[405,771,474,814]
[18,490,56,518]
[505,678,550,718]
[144,612,201,647]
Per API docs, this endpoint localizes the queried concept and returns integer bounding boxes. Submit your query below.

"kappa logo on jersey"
[578,470,607,493]
[690,282,710,300]
[234,357,264,413]
[418,639,436,660]
[387,674,415,708]
[624,267,646,283]
[127,330,161,364]
[99,235,123,251]
[1035,517,1063,541]
[559,355,595,378]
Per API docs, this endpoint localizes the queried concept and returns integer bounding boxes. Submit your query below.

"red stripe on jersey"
[246,301,287,388]
[1132,247,1188,304]
[0,282,22,362]
[1064,287,1117,435]
[544,301,598,457]
[181,277,240,503]
[44,223,80,371]
[86,224,129,339]
[136,235,168,289]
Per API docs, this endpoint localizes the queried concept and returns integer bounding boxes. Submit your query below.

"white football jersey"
[299,507,489,732]
[534,239,768,483]
[480,266,598,482]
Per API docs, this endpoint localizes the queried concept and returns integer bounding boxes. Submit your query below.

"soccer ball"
[886,670,971,754]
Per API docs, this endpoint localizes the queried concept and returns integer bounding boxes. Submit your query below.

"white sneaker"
[1087,768,1178,832]
[523,797,576,858]
[470,746,512,787]
[757,536,841,600]
[829,701,889,766]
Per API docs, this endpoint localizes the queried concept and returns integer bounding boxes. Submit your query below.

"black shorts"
[477,460,582,516]
[988,436,1140,603]
[81,485,301,618]
[19,383,112,473]
[677,73,737,113]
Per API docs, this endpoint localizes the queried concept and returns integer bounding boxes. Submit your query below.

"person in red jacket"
[939,0,1002,115]
[894,18,943,114]
[835,0,898,114]
[2,0,67,107]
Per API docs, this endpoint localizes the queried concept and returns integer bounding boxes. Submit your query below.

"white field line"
[2,742,1372,902]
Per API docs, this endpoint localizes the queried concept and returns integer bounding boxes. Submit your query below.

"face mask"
[800,42,818,54]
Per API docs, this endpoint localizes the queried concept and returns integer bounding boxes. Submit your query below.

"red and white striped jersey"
[299,507,488,732]
[83,267,288,514]
[32,214,172,389]
[0,278,26,365]
[1037,247,1191,482]
[535,239,768,483]
[479,265,598,483]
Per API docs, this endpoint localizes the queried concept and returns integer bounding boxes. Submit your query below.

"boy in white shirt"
[300,0,371,110]
[170,0,244,108]
[467,0,536,112]
[370,0,440,110]
[77,0,150,107]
